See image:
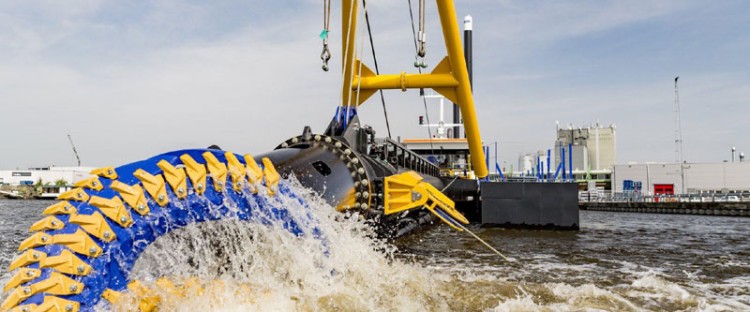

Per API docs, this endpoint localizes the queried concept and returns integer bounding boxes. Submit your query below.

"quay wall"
[581,202,750,217]
[481,182,580,229]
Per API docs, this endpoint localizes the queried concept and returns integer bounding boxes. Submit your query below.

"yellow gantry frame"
[341,0,488,178]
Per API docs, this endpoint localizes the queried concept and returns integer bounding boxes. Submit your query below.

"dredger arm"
[384,171,469,231]
[340,0,488,178]
[1,3,484,311]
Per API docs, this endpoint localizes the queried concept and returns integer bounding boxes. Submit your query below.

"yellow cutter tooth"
[18,232,52,251]
[262,158,280,196]
[73,176,103,191]
[90,166,118,180]
[180,154,207,195]
[128,280,160,312]
[157,160,188,199]
[110,181,150,216]
[3,268,41,293]
[225,152,246,192]
[57,187,89,202]
[9,303,37,312]
[139,297,160,312]
[52,229,102,258]
[102,288,124,304]
[1,272,82,311]
[155,277,181,298]
[202,152,227,192]
[134,169,169,207]
[127,280,149,297]
[8,250,47,271]
[69,212,116,242]
[40,249,92,276]
[34,296,80,312]
[88,196,133,227]
[42,201,77,216]
[30,271,84,296]
[1,286,30,311]
[243,154,263,184]
[29,216,65,232]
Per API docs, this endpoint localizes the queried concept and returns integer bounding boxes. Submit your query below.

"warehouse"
[0,166,94,186]
[612,162,750,196]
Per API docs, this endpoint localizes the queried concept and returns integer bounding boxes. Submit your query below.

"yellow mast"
[341,0,358,107]
[341,0,488,178]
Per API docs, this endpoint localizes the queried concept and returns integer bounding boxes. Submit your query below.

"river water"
[1,198,748,311]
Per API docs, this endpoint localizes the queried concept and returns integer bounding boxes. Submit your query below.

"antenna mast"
[67,134,81,167]
[674,76,683,164]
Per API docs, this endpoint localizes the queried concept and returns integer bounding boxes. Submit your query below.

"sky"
[0,0,748,169]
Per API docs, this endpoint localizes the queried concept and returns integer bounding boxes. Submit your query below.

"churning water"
[1,182,748,311]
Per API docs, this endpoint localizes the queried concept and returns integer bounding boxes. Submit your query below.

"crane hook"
[321,40,331,72]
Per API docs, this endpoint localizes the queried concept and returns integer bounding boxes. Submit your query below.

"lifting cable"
[354,8,367,115]
[347,1,368,127]
[407,0,435,155]
[320,0,332,71]
[411,2,512,264]
[362,0,392,139]
[415,0,427,68]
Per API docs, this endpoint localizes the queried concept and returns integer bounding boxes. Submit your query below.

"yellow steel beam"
[341,0,358,107]
[341,0,488,177]
[435,0,487,177]
[356,73,459,90]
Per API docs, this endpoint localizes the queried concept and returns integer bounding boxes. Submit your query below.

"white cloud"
[0,1,747,169]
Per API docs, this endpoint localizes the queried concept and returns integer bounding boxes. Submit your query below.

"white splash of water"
[3,181,748,311]
[106,180,451,311]
[630,272,691,301]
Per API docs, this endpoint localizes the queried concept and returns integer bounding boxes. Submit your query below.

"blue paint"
[568,143,573,182]
[333,106,358,131]
[536,155,542,180]
[495,163,505,181]
[561,146,566,180]
[553,162,563,181]
[547,149,551,182]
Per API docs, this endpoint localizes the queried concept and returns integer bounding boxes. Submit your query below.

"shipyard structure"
[0,166,94,199]
[612,162,750,199]
[550,123,750,203]
[513,123,616,187]
[555,123,616,191]
[516,122,750,203]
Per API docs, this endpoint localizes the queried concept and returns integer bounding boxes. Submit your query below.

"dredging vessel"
[1,1,484,311]
[1,1,579,311]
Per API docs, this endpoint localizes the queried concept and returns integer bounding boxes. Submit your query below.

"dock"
[580,202,750,217]
[0,190,25,199]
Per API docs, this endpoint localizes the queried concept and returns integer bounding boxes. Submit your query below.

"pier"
[580,202,750,217]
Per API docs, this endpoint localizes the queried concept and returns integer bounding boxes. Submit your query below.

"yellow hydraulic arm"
[383,171,469,230]
[341,0,488,178]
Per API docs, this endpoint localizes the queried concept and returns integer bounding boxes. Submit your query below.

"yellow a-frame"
[340,0,488,178]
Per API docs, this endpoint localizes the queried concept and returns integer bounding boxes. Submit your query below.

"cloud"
[0,2,338,168]
[0,1,748,169]
[0,1,104,53]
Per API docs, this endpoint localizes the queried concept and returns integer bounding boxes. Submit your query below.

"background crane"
[67,134,81,166]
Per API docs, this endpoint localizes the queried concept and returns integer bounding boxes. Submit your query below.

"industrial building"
[509,122,617,188]
[517,152,547,175]
[0,166,94,186]
[612,162,750,196]
[555,123,616,171]
[547,123,617,191]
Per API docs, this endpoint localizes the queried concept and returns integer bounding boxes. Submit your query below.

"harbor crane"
[67,134,81,166]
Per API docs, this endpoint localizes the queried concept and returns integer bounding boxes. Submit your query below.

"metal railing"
[580,191,750,203]
[381,138,440,177]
